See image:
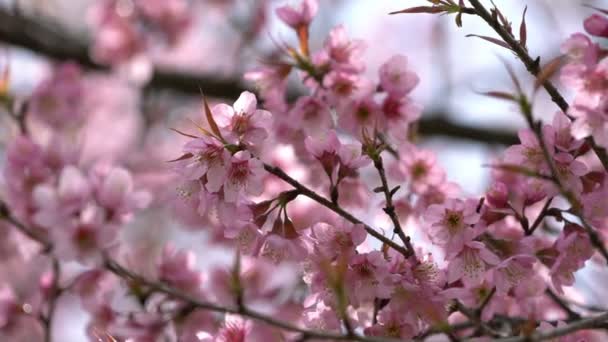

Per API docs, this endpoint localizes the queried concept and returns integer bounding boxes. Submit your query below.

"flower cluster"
[0,0,606,341]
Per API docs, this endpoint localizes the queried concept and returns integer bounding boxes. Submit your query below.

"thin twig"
[42,258,61,342]
[545,288,581,321]
[263,163,410,256]
[372,155,416,258]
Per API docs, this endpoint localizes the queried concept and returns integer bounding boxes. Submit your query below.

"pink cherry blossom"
[93,166,151,218]
[561,33,599,67]
[582,181,608,229]
[379,55,420,97]
[337,94,382,137]
[381,95,422,140]
[288,95,334,135]
[364,304,418,339]
[51,204,118,264]
[205,151,265,203]
[29,63,85,129]
[275,0,318,29]
[424,198,482,256]
[158,244,203,294]
[309,220,366,260]
[213,91,272,147]
[550,225,594,294]
[322,25,366,74]
[584,14,608,37]
[177,135,230,181]
[345,251,394,307]
[504,128,555,173]
[488,255,537,294]
[447,241,500,286]
[389,145,445,194]
[31,165,91,227]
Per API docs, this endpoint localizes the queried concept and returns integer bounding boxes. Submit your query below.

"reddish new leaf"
[202,96,224,141]
[534,56,564,91]
[466,34,512,50]
[170,127,199,139]
[389,6,445,15]
[477,90,518,102]
[166,152,193,163]
[519,6,528,49]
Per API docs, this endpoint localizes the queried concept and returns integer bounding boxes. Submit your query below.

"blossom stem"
[42,258,61,342]
[466,0,608,173]
[527,197,553,236]
[544,288,581,321]
[0,200,52,251]
[262,163,411,256]
[372,155,416,259]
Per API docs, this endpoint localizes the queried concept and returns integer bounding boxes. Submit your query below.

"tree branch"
[495,312,608,342]
[466,0,608,172]
[104,257,403,342]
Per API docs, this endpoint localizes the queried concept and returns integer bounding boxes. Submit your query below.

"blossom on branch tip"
[276,0,318,30]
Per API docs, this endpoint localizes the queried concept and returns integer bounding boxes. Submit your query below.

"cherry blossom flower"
[275,0,318,30]
[158,244,203,294]
[51,204,118,264]
[584,14,608,37]
[364,304,418,339]
[561,33,598,67]
[337,94,382,137]
[177,135,229,181]
[213,91,272,147]
[92,166,151,218]
[447,241,500,286]
[29,63,85,129]
[31,165,91,227]
[345,251,394,306]
[550,225,595,293]
[205,151,265,203]
[581,182,608,229]
[321,25,366,74]
[309,220,366,260]
[488,255,537,294]
[389,145,445,194]
[379,55,419,97]
[424,198,482,256]
[504,128,555,173]
[288,95,334,135]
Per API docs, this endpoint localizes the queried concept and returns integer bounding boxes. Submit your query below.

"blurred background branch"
[0,5,517,145]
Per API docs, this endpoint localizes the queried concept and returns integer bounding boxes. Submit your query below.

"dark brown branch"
[0,7,244,99]
[496,312,608,342]
[104,258,400,342]
[545,288,581,321]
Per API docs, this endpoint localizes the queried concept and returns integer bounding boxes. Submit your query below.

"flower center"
[444,210,463,233]
[411,161,427,180]
[232,115,250,136]
[228,161,250,186]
